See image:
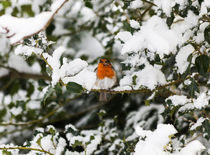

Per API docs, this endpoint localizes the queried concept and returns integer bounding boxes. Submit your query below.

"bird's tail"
[99,92,109,102]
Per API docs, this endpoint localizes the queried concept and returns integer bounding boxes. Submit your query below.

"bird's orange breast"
[97,63,115,79]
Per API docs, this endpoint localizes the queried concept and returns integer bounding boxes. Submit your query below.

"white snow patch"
[134,64,166,90]
[166,95,189,106]
[115,31,132,42]
[121,16,179,58]
[15,45,43,56]
[63,68,96,91]
[8,54,41,74]
[10,107,22,116]
[154,0,174,16]
[130,20,140,29]
[134,124,177,155]
[0,0,66,44]
[174,140,205,155]
[43,47,88,86]
[175,44,194,74]
[0,13,53,44]
[190,117,206,130]
[130,0,143,9]
[194,92,209,109]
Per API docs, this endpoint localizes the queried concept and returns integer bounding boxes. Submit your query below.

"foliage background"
[0,0,209,154]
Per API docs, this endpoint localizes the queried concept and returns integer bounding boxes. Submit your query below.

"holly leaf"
[195,55,209,76]
[42,86,54,105]
[204,25,210,45]
[66,82,83,93]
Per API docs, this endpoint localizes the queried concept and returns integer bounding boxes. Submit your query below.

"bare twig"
[0,146,53,155]
[0,64,51,81]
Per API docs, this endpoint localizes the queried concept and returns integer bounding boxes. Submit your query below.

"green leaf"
[66,82,83,93]
[189,78,198,97]
[27,82,35,97]
[84,1,93,9]
[1,1,11,8]
[55,83,62,95]
[166,12,175,27]
[48,128,56,136]
[144,100,150,106]
[42,86,54,105]
[204,25,210,45]
[203,120,210,140]
[36,136,42,146]
[195,55,209,76]
[0,108,6,121]
[132,75,137,85]
[2,150,12,155]
[21,5,35,16]
[10,81,20,96]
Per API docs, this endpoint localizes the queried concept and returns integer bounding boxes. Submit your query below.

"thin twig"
[0,64,51,81]
[0,146,53,155]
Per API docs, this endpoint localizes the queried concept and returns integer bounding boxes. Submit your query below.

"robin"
[95,58,117,102]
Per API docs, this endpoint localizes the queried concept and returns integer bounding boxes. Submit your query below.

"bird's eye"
[100,60,103,63]
[105,60,110,63]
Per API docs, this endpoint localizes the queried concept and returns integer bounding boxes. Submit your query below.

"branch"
[0,64,51,81]
[0,0,69,44]
[200,15,210,22]
[0,146,53,155]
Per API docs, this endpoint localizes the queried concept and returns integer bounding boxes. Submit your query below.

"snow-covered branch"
[0,0,68,44]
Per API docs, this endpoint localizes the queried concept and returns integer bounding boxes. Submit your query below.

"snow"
[0,13,53,44]
[154,0,174,16]
[193,92,209,109]
[15,45,43,56]
[8,54,41,74]
[0,0,67,44]
[190,117,206,130]
[63,68,96,91]
[134,124,206,155]
[43,47,88,86]
[129,0,143,9]
[172,11,199,44]
[174,140,205,155]
[175,44,194,74]
[126,104,164,130]
[200,0,210,16]
[134,64,166,90]
[119,75,132,87]
[109,139,124,152]
[10,107,22,116]
[50,0,67,12]
[115,31,132,42]
[130,20,140,29]
[121,16,179,58]
[166,95,189,106]
[66,126,102,155]
[40,135,55,152]
[134,124,177,155]
[179,91,209,111]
